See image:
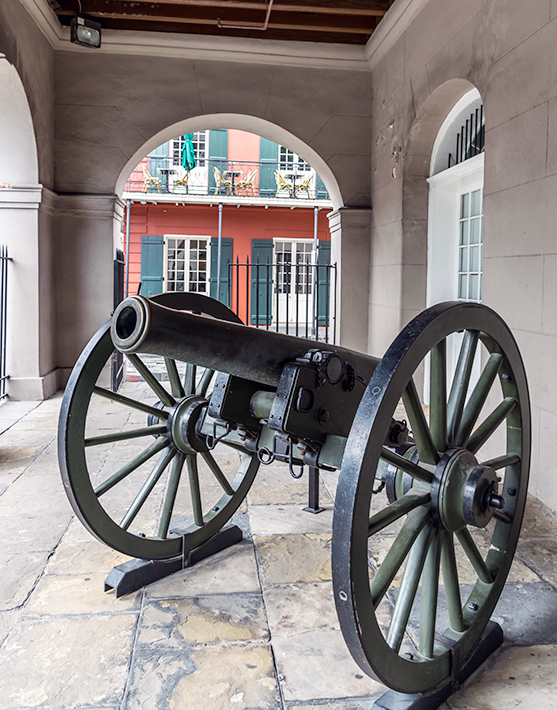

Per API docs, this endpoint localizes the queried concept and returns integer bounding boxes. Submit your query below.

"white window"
[171,131,207,167]
[457,189,483,302]
[165,236,209,293]
[279,147,311,172]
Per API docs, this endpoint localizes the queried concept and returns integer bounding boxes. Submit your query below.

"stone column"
[54,194,125,388]
[0,183,59,400]
[328,207,372,354]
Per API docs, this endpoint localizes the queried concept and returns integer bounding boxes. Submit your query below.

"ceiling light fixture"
[70,16,102,48]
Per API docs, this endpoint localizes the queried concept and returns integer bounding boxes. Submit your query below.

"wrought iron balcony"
[123,157,330,201]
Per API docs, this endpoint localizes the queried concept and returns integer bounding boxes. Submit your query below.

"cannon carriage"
[58,292,529,709]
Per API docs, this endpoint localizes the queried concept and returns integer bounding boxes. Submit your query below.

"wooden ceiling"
[49,0,394,45]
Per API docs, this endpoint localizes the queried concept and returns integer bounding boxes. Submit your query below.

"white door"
[274,239,315,325]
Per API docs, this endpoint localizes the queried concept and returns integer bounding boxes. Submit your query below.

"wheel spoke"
[85,425,167,447]
[467,398,517,454]
[200,451,235,496]
[370,507,431,607]
[196,367,214,396]
[186,454,204,527]
[157,453,185,538]
[430,339,447,453]
[419,530,442,658]
[368,490,431,537]
[93,386,169,419]
[456,528,493,584]
[494,509,513,524]
[120,447,176,530]
[381,447,434,484]
[126,353,176,407]
[447,330,479,445]
[184,363,197,396]
[441,532,464,632]
[94,437,169,497]
[481,453,520,470]
[386,523,435,653]
[165,357,185,399]
[402,379,439,465]
[457,353,503,447]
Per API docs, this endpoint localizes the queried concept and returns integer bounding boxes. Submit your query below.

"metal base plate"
[372,621,504,710]
[104,524,243,598]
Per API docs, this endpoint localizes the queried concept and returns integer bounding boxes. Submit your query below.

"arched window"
[425,89,485,395]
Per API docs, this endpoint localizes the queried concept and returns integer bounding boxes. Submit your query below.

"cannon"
[58,292,529,709]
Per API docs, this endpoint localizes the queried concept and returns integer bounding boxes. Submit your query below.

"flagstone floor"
[0,387,557,710]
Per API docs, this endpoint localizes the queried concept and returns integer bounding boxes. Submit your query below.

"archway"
[115,114,344,210]
[0,56,53,400]
[114,114,364,348]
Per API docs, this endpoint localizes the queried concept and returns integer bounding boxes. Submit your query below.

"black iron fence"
[0,246,9,400]
[124,157,330,202]
[448,104,485,169]
[226,259,337,343]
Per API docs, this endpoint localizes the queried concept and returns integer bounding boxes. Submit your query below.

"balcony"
[123,157,331,206]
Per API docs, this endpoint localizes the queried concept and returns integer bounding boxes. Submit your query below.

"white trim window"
[458,189,483,302]
[279,147,311,172]
[171,131,207,167]
[165,235,210,293]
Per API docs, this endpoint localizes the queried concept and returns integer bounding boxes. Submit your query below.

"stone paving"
[0,387,557,709]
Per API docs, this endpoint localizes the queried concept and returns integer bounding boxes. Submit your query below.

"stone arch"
[115,113,344,210]
[0,55,39,184]
[401,78,478,322]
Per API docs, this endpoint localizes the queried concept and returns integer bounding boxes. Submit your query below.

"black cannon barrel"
[111,295,380,387]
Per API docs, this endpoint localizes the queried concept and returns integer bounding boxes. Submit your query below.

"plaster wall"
[367,0,557,509]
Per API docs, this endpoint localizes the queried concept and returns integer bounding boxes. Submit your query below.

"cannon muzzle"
[111,295,379,387]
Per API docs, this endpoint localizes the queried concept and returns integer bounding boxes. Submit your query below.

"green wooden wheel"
[332,301,530,694]
[59,293,260,560]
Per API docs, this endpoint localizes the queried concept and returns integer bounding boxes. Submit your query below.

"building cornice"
[365,0,430,67]
[21,0,370,71]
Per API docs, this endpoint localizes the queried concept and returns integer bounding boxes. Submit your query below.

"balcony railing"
[448,104,485,169]
[124,157,331,201]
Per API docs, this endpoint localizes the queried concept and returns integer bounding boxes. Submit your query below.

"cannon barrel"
[111,295,380,387]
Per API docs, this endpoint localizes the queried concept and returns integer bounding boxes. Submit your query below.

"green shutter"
[259,138,279,198]
[315,173,329,200]
[251,239,274,325]
[149,143,169,191]
[208,130,228,193]
[317,241,331,326]
[210,237,233,305]
[140,235,164,297]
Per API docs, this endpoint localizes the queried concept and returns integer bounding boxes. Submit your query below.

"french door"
[274,239,315,324]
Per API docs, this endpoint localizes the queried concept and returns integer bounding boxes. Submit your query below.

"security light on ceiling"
[70,16,101,48]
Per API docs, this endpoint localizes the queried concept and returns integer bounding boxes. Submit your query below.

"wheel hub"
[167,395,210,454]
[431,448,505,531]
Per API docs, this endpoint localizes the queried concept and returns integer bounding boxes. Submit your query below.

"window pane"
[470,217,481,244]
[458,274,468,299]
[459,247,468,272]
[460,193,469,219]
[177,240,185,250]
[469,274,479,300]
[460,221,469,245]
[469,245,480,272]
[471,189,481,217]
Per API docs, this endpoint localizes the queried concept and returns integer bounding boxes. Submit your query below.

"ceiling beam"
[57,9,376,33]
